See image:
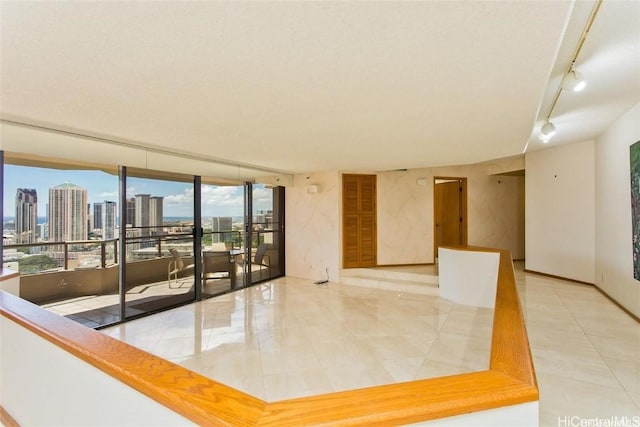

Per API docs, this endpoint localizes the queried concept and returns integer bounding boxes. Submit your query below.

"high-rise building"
[15,188,38,244]
[149,196,163,234]
[87,203,92,235]
[126,198,136,226]
[37,223,48,241]
[212,217,233,243]
[135,194,150,235]
[93,202,103,230]
[48,182,88,242]
[103,201,117,239]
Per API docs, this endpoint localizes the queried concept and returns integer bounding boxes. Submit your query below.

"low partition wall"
[438,247,500,309]
[0,247,538,426]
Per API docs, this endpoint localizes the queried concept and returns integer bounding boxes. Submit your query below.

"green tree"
[18,255,59,275]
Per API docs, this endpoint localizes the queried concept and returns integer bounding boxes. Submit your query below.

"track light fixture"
[539,120,556,143]
[562,63,587,92]
[533,0,602,146]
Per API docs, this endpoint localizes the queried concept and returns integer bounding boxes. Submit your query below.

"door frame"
[433,177,468,259]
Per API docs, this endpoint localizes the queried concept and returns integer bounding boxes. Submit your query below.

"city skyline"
[3,164,273,218]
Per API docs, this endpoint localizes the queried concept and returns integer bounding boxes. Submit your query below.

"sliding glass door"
[200,182,244,298]
[122,168,197,319]
[246,184,285,286]
[1,150,285,327]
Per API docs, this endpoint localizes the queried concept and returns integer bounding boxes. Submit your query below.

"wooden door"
[434,178,467,258]
[343,174,377,268]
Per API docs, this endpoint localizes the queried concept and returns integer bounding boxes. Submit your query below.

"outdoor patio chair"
[167,248,195,289]
[250,243,271,280]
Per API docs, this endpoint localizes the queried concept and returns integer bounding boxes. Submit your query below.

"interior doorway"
[434,177,467,259]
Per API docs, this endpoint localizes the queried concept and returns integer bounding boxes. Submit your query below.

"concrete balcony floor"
[42,275,234,327]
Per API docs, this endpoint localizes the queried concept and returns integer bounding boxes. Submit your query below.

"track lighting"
[529,1,601,148]
[539,120,556,143]
[562,64,587,92]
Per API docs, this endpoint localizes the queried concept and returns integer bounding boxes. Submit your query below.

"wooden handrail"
[0,247,537,426]
[0,268,20,282]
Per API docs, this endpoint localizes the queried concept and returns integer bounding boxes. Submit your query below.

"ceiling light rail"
[538,0,603,144]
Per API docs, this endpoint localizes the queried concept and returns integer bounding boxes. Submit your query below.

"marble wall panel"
[286,158,524,279]
[285,172,341,281]
[377,169,433,265]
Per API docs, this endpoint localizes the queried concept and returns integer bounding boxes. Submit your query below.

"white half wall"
[0,316,194,426]
[438,247,499,309]
[411,401,538,427]
[595,102,640,318]
[525,141,596,283]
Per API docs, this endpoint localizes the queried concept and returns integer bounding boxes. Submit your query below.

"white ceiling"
[1,1,638,178]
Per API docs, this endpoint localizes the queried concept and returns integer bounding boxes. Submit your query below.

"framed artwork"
[630,140,640,280]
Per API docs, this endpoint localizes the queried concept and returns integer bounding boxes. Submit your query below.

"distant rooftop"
[51,181,84,190]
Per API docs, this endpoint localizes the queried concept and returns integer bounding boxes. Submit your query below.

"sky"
[3,164,273,218]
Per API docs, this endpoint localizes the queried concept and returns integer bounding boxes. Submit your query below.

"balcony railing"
[4,239,119,272]
[2,229,280,309]
[3,230,250,274]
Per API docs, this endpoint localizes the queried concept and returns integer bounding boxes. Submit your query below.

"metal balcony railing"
[2,229,259,274]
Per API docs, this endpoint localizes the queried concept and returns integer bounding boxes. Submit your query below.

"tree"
[18,255,59,275]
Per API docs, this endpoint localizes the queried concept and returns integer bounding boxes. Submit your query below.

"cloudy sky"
[3,164,273,219]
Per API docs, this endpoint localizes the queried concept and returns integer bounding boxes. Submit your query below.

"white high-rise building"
[48,182,88,242]
[212,217,233,243]
[15,188,38,244]
[126,198,136,226]
[149,196,163,234]
[135,194,150,235]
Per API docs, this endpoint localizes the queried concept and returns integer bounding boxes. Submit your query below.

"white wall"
[377,169,433,264]
[287,159,524,280]
[432,164,522,260]
[525,141,596,283]
[595,102,640,318]
[412,401,538,427]
[0,316,194,426]
[438,248,499,309]
[377,161,524,265]
[285,172,341,281]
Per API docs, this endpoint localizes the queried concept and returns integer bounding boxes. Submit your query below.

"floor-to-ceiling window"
[121,168,198,320]
[1,153,119,327]
[247,183,285,285]
[1,150,286,328]
[201,181,244,297]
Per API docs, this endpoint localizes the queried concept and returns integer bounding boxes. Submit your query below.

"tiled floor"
[514,267,640,425]
[101,277,494,401]
[100,263,640,425]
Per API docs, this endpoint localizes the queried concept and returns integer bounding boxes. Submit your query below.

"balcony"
[2,230,280,327]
